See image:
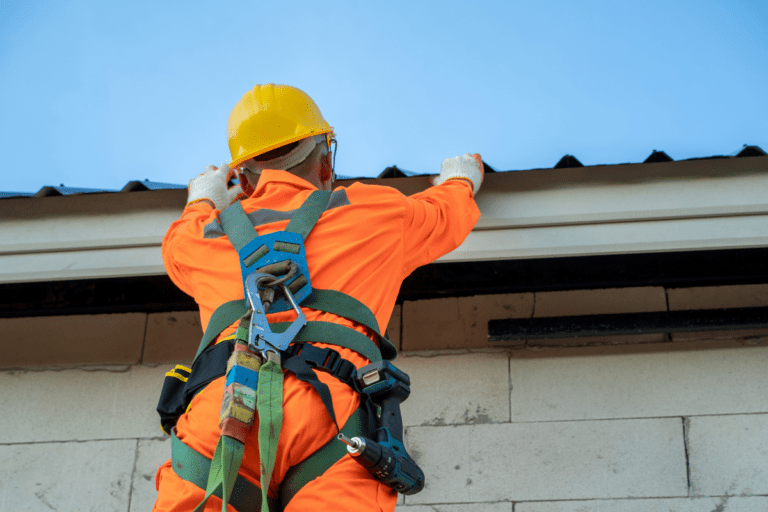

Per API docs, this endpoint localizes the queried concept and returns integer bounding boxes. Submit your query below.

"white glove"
[432,153,484,193]
[186,163,244,209]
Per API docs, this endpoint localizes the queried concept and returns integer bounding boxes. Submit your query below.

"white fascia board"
[473,158,768,230]
[444,214,768,262]
[0,158,767,283]
[0,246,165,283]
[0,190,182,283]
[0,191,182,255]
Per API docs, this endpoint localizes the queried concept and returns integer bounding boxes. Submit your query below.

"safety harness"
[157,190,398,511]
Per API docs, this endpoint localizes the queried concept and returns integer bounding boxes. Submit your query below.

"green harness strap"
[219,190,331,252]
[270,321,383,363]
[194,434,245,512]
[256,357,283,509]
[194,305,390,369]
[278,407,366,509]
[194,299,248,361]
[217,201,261,252]
[172,407,368,512]
[283,190,332,239]
[249,190,330,510]
[301,289,398,361]
[172,429,279,512]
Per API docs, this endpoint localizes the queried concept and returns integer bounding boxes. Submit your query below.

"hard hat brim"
[230,128,334,169]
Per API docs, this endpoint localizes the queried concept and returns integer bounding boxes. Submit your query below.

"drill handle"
[378,396,405,446]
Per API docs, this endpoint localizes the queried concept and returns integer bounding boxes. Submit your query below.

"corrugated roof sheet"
[121,180,188,192]
[1,145,764,199]
[33,185,118,198]
[0,191,33,198]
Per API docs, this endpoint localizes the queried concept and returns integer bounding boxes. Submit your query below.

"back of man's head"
[239,134,328,183]
[227,84,334,192]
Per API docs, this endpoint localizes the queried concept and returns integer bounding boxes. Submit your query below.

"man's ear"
[238,169,258,196]
[319,150,333,183]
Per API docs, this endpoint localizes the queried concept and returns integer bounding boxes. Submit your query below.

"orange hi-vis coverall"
[154,169,480,512]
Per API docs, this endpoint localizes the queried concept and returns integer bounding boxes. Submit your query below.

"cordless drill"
[337,361,425,494]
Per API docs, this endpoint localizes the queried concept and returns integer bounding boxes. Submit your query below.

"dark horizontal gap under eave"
[488,307,768,341]
[1,247,768,318]
[399,247,768,301]
[0,275,197,318]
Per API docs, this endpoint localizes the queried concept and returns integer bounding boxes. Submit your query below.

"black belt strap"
[160,340,362,434]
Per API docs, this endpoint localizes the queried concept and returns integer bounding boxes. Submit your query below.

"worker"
[153,83,483,512]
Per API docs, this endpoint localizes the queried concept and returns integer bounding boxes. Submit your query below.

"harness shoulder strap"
[194,300,247,362]
[283,190,331,239]
[219,201,260,252]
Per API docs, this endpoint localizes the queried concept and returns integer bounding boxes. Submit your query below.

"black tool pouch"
[156,338,237,434]
[156,365,191,435]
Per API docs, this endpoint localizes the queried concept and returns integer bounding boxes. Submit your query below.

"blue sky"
[1,0,766,193]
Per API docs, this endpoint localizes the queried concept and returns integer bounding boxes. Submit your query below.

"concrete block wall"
[3,344,765,511]
[0,365,171,511]
[395,345,768,511]
[2,286,768,511]
[0,308,207,511]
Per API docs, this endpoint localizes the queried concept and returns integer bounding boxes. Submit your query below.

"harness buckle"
[245,272,307,356]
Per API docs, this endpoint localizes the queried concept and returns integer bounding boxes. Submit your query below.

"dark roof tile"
[377,166,420,179]
[644,150,674,163]
[554,155,583,169]
[736,145,767,158]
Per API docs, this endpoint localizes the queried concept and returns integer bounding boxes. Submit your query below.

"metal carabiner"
[244,273,307,356]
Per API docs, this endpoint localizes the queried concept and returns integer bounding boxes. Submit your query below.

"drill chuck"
[338,433,366,456]
[337,433,424,494]
[337,433,383,469]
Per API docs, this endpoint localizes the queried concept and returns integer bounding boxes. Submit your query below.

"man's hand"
[432,153,484,193]
[186,163,245,209]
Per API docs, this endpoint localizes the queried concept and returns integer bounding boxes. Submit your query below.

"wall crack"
[682,416,692,496]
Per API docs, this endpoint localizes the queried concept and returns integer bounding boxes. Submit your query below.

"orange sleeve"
[161,202,215,297]
[401,179,480,277]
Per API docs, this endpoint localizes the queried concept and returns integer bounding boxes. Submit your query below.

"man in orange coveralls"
[154,84,483,511]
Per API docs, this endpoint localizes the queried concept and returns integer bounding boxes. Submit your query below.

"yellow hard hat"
[227,84,334,168]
